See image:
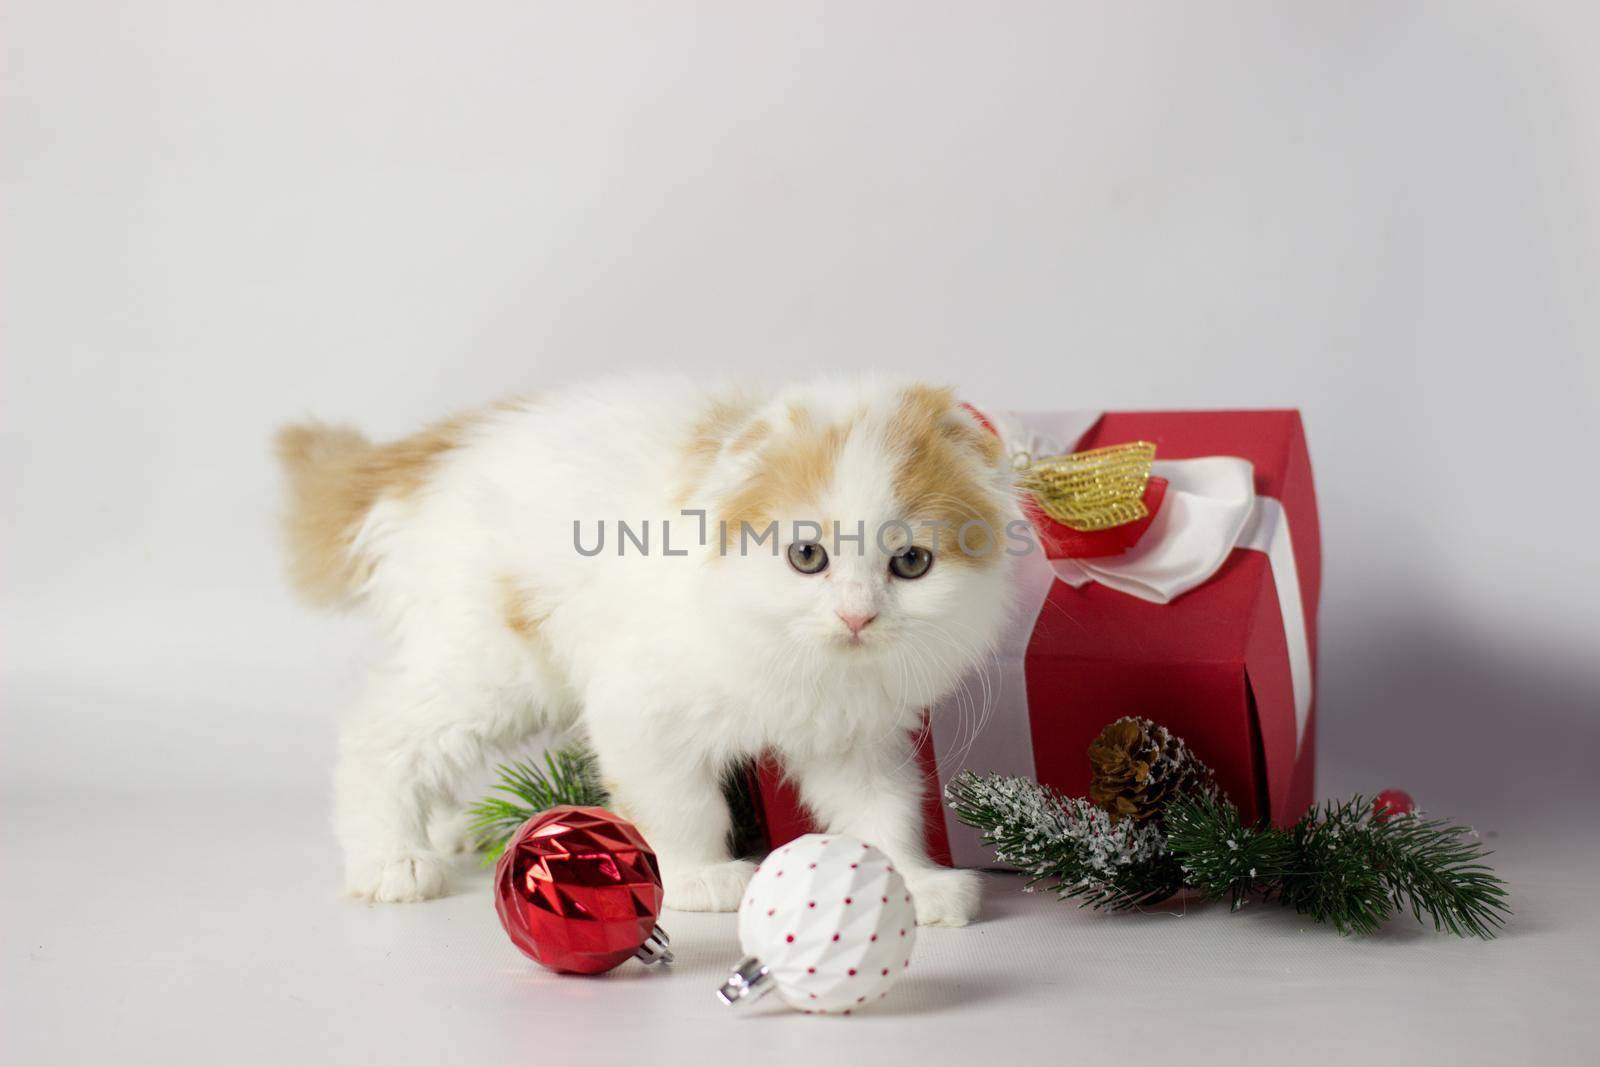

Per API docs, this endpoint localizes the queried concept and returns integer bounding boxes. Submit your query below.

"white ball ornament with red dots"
[719,834,917,1015]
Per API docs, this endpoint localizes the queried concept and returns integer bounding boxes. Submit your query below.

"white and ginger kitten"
[276,376,1019,926]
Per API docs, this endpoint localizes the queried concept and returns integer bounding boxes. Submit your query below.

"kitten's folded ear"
[944,402,1007,470]
[902,385,1007,471]
[677,391,778,506]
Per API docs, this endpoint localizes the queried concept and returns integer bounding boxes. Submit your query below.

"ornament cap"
[633,925,674,966]
[717,956,772,1007]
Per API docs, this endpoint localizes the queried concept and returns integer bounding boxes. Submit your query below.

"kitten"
[275,375,1019,926]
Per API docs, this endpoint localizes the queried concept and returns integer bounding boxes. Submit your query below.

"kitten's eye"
[889,546,933,580]
[787,541,829,575]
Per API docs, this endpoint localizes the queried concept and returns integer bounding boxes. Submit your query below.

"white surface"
[5,1,1600,1062]
[4,794,1596,1066]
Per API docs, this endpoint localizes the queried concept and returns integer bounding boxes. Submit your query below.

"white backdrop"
[4,2,1598,825]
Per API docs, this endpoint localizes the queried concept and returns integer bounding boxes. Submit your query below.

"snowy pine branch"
[948,771,1510,937]
[945,771,1183,910]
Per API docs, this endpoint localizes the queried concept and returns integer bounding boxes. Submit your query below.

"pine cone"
[1088,716,1219,825]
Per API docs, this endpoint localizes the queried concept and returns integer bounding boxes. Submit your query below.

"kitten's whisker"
[914,619,999,775]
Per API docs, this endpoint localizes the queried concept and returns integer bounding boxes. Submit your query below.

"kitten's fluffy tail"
[274,410,482,609]
[274,421,381,608]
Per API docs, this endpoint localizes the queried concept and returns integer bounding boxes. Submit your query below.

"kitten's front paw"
[906,868,981,927]
[662,859,757,913]
[345,849,452,903]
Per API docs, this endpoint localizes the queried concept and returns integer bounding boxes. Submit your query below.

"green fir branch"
[946,771,1184,910]
[1165,793,1510,936]
[950,773,1511,937]
[468,744,769,863]
[1161,790,1299,912]
[466,744,608,862]
[1272,796,1396,935]
[1288,796,1510,937]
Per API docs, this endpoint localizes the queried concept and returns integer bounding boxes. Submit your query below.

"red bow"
[962,402,1167,560]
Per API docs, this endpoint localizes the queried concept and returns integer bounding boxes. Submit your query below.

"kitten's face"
[700,383,1019,704]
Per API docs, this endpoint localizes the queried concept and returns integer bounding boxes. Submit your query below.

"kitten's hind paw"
[906,868,982,927]
[662,859,757,913]
[345,849,452,903]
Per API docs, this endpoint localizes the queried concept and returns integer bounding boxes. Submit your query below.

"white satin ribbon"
[932,411,1314,868]
[1238,496,1313,751]
[1049,457,1256,602]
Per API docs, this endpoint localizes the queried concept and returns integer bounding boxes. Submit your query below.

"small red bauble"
[493,805,672,975]
[1373,789,1417,822]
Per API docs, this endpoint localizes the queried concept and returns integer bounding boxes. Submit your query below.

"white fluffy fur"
[304,375,1018,926]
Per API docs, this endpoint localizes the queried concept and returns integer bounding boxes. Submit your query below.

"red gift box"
[753,409,1321,868]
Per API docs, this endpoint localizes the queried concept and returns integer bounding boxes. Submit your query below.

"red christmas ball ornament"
[1373,789,1417,822]
[493,805,673,975]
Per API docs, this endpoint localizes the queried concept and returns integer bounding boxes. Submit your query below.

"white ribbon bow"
[1049,457,1256,603]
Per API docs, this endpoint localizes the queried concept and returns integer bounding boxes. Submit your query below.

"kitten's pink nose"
[837,611,877,636]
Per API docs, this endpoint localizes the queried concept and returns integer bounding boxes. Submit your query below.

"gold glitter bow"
[1015,440,1157,531]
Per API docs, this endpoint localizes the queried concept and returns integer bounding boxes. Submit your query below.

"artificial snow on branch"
[944,771,1182,910]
